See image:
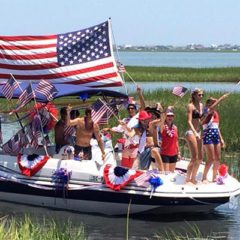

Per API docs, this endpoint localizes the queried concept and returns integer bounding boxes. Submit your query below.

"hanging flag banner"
[0,20,123,88]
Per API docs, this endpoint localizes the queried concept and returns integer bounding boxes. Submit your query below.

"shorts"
[74,145,92,160]
[185,130,201,137]
[138,148,155,170]
[161,154,178,164]
[203,128,220,145]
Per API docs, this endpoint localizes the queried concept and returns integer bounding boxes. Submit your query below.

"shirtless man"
[66,106,105,160]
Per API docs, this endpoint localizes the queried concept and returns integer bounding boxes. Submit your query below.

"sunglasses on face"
[127,107,135,110]
[198,94,204,97]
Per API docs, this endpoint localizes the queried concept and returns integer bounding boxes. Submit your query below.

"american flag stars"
[57,22,110,66]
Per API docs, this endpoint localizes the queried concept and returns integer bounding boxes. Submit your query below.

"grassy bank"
[109,89,240,153]
[124,66,240,82]
[0,216,85,240]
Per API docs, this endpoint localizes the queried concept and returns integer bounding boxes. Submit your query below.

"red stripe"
[75,81,123,87]
[0,35,56,41]
[0,62,115,80]
[0,62,59,70]
[0,52,57,60]
[0,43,56,50]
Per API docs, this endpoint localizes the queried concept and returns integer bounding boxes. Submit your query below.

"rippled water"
[0,201,239,239]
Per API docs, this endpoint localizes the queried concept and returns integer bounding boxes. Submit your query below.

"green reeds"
[124,66,240,82]
[0,216,85,240]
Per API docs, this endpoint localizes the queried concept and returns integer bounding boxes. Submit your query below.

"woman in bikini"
[201,93,229,182]
[185,88,204,184]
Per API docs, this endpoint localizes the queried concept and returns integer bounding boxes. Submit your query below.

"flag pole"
[30,81,49,156]
[99,98,119,121]
[125,71,138,86]
[109,18,128,95]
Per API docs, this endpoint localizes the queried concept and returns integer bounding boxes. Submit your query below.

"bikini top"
[192,109,201,119]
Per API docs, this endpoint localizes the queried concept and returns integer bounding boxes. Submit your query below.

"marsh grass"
[125,66,240,82]
[0,215,85,240]
[155,222,228,240]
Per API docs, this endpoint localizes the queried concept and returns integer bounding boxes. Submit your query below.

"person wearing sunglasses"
[102,86,145,168]
[160,108,181,172]
[185,88,204,184]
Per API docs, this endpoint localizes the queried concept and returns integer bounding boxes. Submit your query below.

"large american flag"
[0,20,123,87]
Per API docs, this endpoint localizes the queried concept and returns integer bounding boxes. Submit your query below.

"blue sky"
[1,0,239,46]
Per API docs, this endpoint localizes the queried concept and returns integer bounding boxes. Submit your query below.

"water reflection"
[0,201,239,239]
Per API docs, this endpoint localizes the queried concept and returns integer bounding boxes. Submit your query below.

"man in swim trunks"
[66,106,105,160]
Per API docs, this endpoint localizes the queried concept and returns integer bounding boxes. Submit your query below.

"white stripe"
[0,56,57,65]
[1,46,56,55]
[0,38,56,46]
[0,57,113,75]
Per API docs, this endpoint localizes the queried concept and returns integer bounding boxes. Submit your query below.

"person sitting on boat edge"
[120,110,164,172]
[66,106,105,161]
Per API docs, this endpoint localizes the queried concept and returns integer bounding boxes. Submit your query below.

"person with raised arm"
[102,86,145,168]
[66,106,105,161]
[185,88,204,184]
[201,93,229,182]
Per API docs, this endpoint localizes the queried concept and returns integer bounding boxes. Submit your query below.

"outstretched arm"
[137,85,146,110]
[209,93,230,111]
[94,124,106,160]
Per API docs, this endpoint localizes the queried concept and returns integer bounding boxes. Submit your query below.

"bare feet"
[202,179,210,184]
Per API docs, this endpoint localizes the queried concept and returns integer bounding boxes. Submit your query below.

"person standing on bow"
[66,106,105,161]
[160,108,181,172]
[185,88,204,184]
[201,93,229,182]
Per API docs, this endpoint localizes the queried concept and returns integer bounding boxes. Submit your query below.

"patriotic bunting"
[103,164,142,191]
[17,154,49,176]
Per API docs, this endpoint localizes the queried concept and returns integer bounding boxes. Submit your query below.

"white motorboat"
[0,138,239,216]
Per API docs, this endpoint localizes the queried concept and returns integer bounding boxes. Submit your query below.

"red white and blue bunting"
[17,154,49,177]
[104,164,142,191]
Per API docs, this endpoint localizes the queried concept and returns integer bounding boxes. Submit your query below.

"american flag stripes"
[35,80,58,101]
[172,86,188,98]
[2,133,21,154]
[0,117,2,145]
[16,83,35,110]
[134,170,158,187]
[0,20,123,88]
[91,98,116,124]
[64,125,75,139]
[2,75,19,99]
[117,61,126,73]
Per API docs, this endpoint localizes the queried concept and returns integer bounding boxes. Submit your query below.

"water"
[117,51,240,68]
[0,201,239,239]
[124,81,240,93]
[1,51,240,238]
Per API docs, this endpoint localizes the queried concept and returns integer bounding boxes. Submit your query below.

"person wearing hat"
[200,93,229,182]
[102,86,145,168]
[160,108,181,172]
[120,110,164,171]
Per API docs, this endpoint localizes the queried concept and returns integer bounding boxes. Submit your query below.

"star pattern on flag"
[57,22,110,66]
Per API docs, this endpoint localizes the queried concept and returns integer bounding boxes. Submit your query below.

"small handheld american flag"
[172,86,188,98]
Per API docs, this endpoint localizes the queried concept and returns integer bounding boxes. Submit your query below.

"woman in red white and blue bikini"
[201,93,229,182]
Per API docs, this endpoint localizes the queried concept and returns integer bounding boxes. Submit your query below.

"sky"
[0,0,240,46]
